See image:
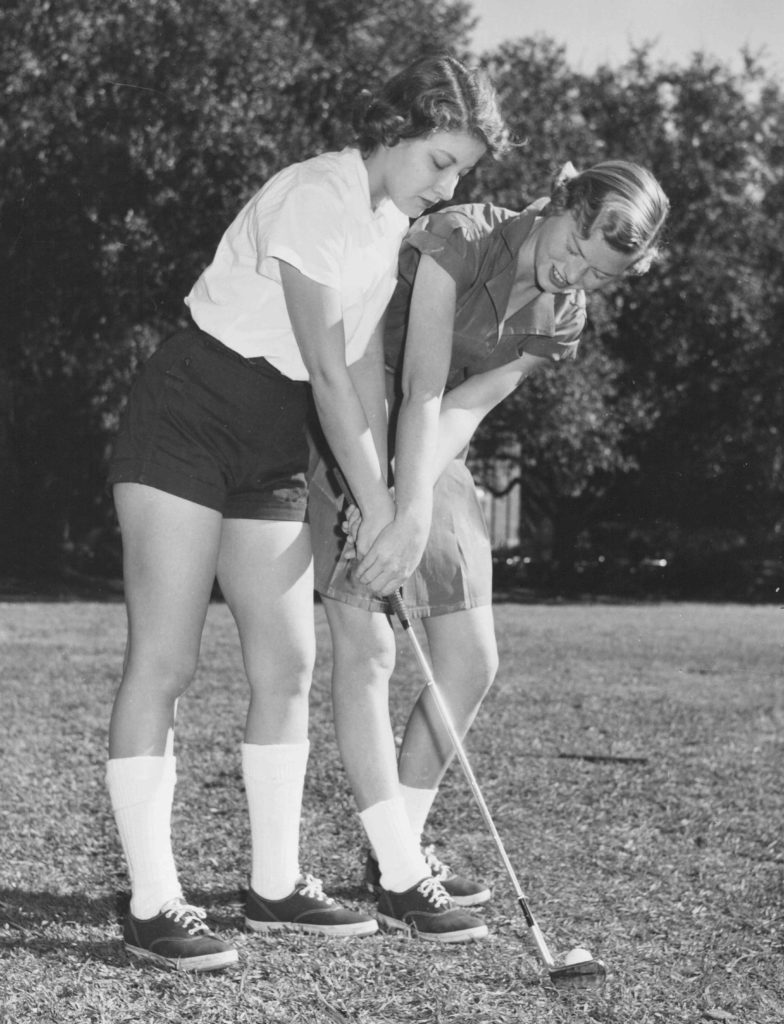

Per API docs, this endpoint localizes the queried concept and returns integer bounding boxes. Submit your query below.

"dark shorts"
[108,326,310,520]
[309,455,493,619]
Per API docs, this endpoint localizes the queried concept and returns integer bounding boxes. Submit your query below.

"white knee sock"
[106,755,182,920]
[359,797,430,893]
[242,741,309,900]
[400,784,439,846]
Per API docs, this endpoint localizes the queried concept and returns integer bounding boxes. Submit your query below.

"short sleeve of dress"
[517,290,586,363]
[402,212,481,290]
[252,182,345,291]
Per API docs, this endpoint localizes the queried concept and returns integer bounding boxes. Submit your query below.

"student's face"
[532,211,639,294]
[378,130,487,218]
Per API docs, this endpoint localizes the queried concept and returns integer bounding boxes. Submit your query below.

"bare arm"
[432,350,549,481]
[279,262,394,554]
[353,351,549,584]
[346,316,389,481]
[394,258,457,526]
[353,255,456,593]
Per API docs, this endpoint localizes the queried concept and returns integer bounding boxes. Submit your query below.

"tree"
[3,8,782,588]
[466,40,784,574]
[579,49,784,553]
[0,0,475,572]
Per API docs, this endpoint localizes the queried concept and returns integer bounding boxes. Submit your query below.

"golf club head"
[548,957,607,990]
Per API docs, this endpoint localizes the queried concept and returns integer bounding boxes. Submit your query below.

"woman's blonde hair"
[550,161,670,274]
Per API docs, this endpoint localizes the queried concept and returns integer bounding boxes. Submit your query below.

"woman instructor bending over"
[309,160,669,937]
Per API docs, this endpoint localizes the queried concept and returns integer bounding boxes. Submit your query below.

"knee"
[472,656,499,706]
[336,631,396,683]
[363,634,397,680]
[481,647,500,695]
[453,645,499,706]
[249,639,316,700]
[122,649,198,703]
[285,645,316,695]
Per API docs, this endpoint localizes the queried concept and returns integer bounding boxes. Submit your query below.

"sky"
[470,0,784,78]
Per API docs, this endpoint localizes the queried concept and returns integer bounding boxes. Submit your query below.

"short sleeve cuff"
[255,186,345,291]
[518,336,581,362]
[403,216,477,285]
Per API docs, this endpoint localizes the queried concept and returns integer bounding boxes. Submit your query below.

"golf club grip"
[328,464,412,626]
[388,588,411,629]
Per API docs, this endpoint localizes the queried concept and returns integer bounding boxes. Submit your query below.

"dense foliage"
[0,0,474,570]
[1,0,782,594]
[466,42,784,587]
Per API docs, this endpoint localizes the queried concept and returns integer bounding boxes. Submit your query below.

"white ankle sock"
[360,797,430,893]
[242,741,309,900]
[106,755,182,920]
[400,784,439,846]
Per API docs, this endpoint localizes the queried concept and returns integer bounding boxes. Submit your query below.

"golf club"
[387,591,606,989]
[330,466,606,988]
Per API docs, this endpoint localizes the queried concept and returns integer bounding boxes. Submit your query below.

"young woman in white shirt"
[105,54,508,970]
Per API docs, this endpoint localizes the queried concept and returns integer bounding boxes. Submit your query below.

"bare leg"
[397,606,499,790]
[217,519,315,745]
[217,519,316,898]
[106,483,224,922]
[324,597,431,892]
[323,598,398,811]
[109,483,223,758]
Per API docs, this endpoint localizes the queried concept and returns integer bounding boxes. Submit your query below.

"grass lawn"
[1,600,782,1023]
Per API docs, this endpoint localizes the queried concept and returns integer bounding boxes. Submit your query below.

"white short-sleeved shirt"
[185,147,410,381]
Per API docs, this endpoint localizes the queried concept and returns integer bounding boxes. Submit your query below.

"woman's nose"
[434,169,459,201]
[564,257,589,286]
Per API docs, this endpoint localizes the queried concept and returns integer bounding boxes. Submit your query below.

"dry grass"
[1,600,782,1023]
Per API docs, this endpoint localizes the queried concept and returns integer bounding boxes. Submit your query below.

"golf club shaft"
[387,590,557,970]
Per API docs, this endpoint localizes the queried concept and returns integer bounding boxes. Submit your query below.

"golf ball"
[563,947,593,965]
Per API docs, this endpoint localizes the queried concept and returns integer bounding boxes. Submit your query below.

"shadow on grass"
[0,886,248,963]
[1,879,371,924]
[1,888,117,926]
[0,883,380,975]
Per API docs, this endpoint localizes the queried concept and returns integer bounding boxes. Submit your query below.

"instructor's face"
[533,212,638,294]
[377,131,487,219]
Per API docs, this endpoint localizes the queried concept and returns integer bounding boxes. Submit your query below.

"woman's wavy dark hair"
[353,54,510,158]
[549,160,670,274]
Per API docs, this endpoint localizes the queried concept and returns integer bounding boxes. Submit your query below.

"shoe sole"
[377,913,489,943]
[451,887,492,908]
[125,943,238,972]
[245,917,379,937]
[367,881,492,909]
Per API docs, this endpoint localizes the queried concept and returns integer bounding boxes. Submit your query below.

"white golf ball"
[563,947,593,965]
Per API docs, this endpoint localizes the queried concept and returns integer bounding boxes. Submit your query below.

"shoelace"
[422,844,452,880]
[417,875,451,909]
[298,874,335,905]
[160,899,211,935]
